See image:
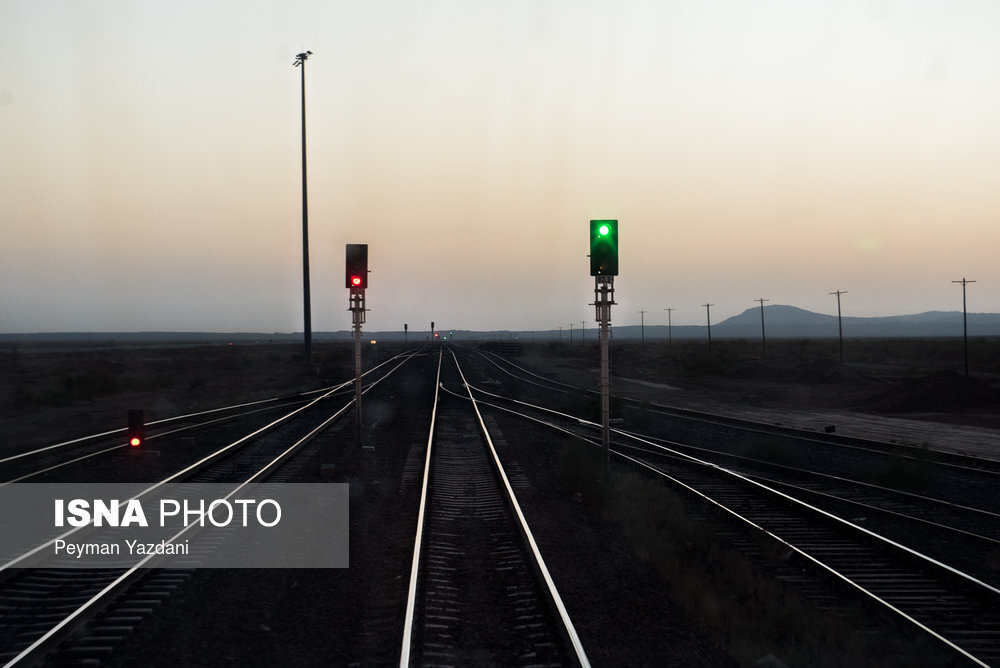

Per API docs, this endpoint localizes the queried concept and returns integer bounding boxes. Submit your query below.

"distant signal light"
[351,275,362,287]
[129,436,141,447]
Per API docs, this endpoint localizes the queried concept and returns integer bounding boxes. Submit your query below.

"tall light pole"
[638,310,647,344]
[830,290,847,363]
[952,277,976,377]
[756,298,769,354]
[703,303,714,352]
[664,308,674,345]
[293,50,314,364]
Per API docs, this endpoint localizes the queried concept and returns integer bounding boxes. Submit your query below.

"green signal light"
[589,219,619,276]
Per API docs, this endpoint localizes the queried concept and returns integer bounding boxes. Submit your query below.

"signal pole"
[703,303,714,352]
[581,320,586,343]
[593,276,615,464]
[830,290,847,363]
[569,323,574,343]
[589,219,619,467]
[756,298,770,354]
[638,310,647,344]
[952,278,976,377]
[664,308,674,345]
[293,50,313,364]
[346,244,368,446]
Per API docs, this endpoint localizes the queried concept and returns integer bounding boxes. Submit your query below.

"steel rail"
[476,348,1000,474]
[463,379,1000,528]
[0,348,418,466]
[0,350,419,573]
[452,379,999,667]
[449,349,590,667]
[399,349,442,668]
[3,350,419,667]
[615,450,992,668]
[0,399,312,485]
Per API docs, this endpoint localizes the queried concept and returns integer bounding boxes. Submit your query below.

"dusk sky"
[3,1,999,334]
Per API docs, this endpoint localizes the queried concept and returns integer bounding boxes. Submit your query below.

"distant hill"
[607,306,1000,340]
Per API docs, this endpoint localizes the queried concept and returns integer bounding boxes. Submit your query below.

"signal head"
[127,409,144,449]
[345,244,369,289]
[589,219,619,276]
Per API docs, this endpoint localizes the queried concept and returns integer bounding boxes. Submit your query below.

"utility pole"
[558,326,563,341]
[664,308,674,345]
[581,320,586,343]
[293,50,313,364]
[703,303,714,352]
[638,310,647,344]
[952,278,976,377]
[569,323,574,344]
[830,290,847,363]
[756,298,770,354]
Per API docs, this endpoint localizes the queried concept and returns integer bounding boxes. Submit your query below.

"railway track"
[0,351,422,486]
[4,343,997,664]
[0,349,419,667]
[478,348,1000,479]
[400,349,588,667]
[455,348,1000,666]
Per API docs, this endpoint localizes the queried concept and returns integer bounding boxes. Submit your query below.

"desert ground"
[3,336,1000,459]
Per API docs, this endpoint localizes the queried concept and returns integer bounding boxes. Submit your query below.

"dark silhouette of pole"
[952,278,976,377]
[703,303,714,351]
[664,308,674,345]
[830,290,847,363]
[581,320,585,343]
[293,50,313,364]
[569,323,574,343]
[638,310,647,344]
[756,298,769,353]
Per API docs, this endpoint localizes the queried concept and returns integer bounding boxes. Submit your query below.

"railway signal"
[346,244,368,289]
[127,409,144,447]
[346,244,369,446]
[589,219,618,276]
[588,219,619,466]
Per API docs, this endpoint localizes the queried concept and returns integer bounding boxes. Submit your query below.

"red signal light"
[351,275,362,287]
[127,409,144,449]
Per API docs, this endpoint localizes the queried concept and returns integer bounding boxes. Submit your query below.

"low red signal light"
[351,275,362,287]
[127,409,144,449]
